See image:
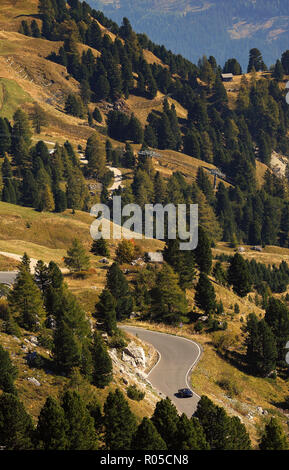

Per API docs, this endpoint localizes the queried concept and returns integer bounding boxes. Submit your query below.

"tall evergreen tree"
[151,398,179,449]
[195,273,216,314]
[194,226,212,274]
[0,393,34,450]
[228,253,252,297]
[265,297,289,362]
[35,397,68,450]
[0,344,17,395]
[131,418,167,450]
[150,264,188,324]
[64,239,90,273]
[91,331,113,388]
[61,391,97,450]
[106,263,133,320]
[8,269,45,331]
[103,389,137,450]
[94,289,117,336]
[260,418,288,450]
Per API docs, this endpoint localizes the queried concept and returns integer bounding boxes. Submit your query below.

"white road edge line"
[120,325,202,400]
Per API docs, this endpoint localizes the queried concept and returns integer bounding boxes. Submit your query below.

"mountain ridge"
[92,0,289,67]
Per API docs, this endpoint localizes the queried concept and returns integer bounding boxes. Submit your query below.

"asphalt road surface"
[121,326,202,417]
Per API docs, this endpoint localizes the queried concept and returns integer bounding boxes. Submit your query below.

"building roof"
[221,73,234,79]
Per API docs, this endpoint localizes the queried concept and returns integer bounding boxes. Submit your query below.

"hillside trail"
[0,251,68,274]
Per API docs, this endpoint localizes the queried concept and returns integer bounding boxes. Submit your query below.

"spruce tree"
[265,297,289,362]
[91,238,110,257]
[91,331,113,388]
[175,414,209,450]
[0,344,17,395]
[228,253,252,297]
[61,391,97,450]
[35,397,68,450]
[131,418,167,450]
[106,262,133,320]
[94,289,117,336]
[85,134,106,179]
[245,314,277,376]
[260,418,288,450]
[195,273,216,314]
[103,389,137,450]
[150,264,188,324]
[64,239,90,273]
[0,393,34,450]
[8,270,45,331]
[0,118,11,156]
[194,226,212,274]
[151,398,179,449]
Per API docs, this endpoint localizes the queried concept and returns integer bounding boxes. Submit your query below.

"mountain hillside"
[93,0,289,67]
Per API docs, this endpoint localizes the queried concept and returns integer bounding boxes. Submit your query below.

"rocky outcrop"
[122,342,146,369]
[109,340,162,409]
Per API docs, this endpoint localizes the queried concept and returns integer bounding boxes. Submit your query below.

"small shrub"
[234,303,240,314]
[127,384,145,401]
[109,332,127,349]
[216,374,242,398]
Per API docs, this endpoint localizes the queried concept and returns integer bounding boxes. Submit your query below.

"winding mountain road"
[121,325,202,417]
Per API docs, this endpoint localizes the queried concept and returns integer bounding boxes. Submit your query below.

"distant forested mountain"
[91,0,289,68]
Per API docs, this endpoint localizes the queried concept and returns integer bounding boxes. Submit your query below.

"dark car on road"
[178,388,193,398]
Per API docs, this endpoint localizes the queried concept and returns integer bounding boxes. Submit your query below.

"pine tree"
[273,59,284,81]
[12,109,32,147]
[0,393,34,450]
[195,273,216,314]
[52,288,91,375]
[194,226,212,274]
[85,134,106,179]
[260,418,288,450]
[265,297,289,362]
[38,184,55,212]
[228,253,252,297]
[103,389,137,450]
[31,19,41,38]
[106,263,133,320]
[31,104,46,134]
[91,331,113,388]
[64,239,90,273]
[245,314,277,376]
[123,143,135,169]
[0,344,17,395]
[0,118,11,156]
[93,107,102,123]
[35,397,68,450]
[150,264,188,324]
[8,270,45,331]
[175,414,209,450]
[94,289,117,336]
[128,114,143,144]
[61,391,97,450]
[53,319,82,374]
[247,48,267,72]
[151,398,179,449]
[115,239,136,264]
[131,418,167,450]
[195,395,251,450]
[91,238,110,257]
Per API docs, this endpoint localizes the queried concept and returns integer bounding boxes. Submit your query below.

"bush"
[38,329,53,350]
[108,331,127,349]
[127,384,145,401]
[234,304,240,314]
[216,374,242,398]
